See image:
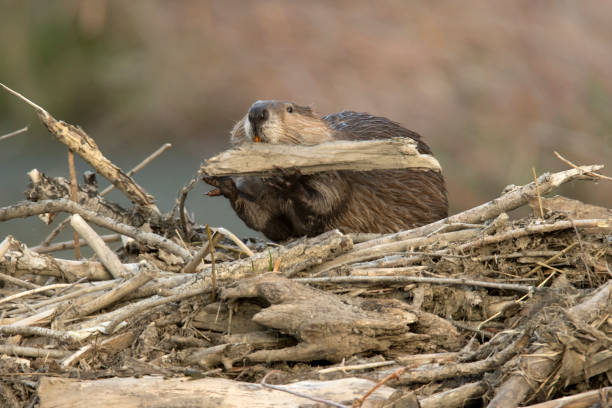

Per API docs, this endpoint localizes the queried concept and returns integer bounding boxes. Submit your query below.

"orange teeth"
[253,135,261,143]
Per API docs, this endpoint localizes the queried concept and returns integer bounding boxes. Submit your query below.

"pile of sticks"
[0,83,610,407]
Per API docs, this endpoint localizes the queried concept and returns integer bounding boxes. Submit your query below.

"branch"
[0,199,190,260]
[201,137,441,177]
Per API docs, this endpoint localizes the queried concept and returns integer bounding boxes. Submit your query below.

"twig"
[0,199,190,260]
[31,234,121,254]
[0,283,71,306]
[68,150,81,259]
[532,167,544,218]
[215,227,255,257]
[0,125,28,142]
[318,360,396,374]
[70,214,127,278]
[39,143,171,248]
[524,242,578,278]
[9,280,118,315]
[260,371,348,408]
[177,166,207,239]
[206,225,217,302]
[356,367,405,407]
[180,231,221,275]
[296,276,535,293]
[0,272,40,290]
[554,150,612,181]
[99,142,172,195]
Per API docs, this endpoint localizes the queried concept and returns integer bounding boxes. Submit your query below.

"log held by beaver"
[200,137,442,177]
[204,100,448,242]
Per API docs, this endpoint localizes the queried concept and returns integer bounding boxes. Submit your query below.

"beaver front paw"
[202,176,238,200]
[265,166,304,192]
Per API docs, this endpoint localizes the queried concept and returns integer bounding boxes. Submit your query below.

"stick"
[70,214,127,278]
[0,283,71,306]
[206,225,217,302]
[0,125,28,142]
[0,272,40,290]
[532,167,544,218]
[180,231,221,274]
[0,199,190,260]
[99,142,172,195]
[70,267,155,318]
[0,325,82,344]
[68,150,81,259]
[554,150,612,181]
[296,276,535,293]
[31,234,121,254]
[215,227,255,257]
[202,137,441,177]
[0,344,69,359]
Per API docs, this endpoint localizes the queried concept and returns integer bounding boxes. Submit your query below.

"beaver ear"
[295,104,316,116]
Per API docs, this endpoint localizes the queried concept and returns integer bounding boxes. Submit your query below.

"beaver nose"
[248,105,269,127]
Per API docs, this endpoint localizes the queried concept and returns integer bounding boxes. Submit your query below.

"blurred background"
[1,1,611,246]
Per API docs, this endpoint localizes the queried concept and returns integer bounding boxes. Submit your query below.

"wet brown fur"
[213,101,448,241]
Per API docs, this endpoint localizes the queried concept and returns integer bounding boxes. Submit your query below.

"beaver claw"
[202,176,238,200]
[266,167,303,191]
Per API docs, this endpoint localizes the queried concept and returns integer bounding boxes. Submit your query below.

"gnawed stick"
[201,137,441,177]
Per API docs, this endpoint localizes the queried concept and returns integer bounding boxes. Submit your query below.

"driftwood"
[201,137,441,177]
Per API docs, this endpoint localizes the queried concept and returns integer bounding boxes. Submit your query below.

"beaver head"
[230,100,334,146]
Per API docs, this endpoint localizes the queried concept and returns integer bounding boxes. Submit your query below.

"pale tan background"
[1,1,611,244]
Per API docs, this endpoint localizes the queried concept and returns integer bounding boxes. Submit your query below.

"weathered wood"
[221,273,422,362]
[38,376,396,408]
[201,137,442,177]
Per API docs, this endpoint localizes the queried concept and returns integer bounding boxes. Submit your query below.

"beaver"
[203,100,448,241]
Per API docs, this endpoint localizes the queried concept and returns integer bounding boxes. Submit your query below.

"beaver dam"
[0,84,611,407]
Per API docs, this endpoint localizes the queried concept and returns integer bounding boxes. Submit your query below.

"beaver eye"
[286,106,293,113]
